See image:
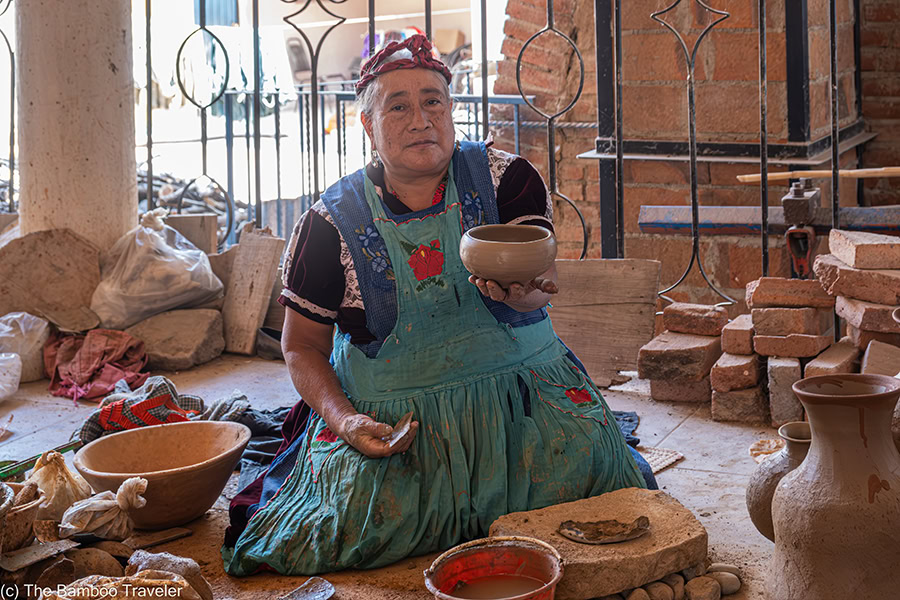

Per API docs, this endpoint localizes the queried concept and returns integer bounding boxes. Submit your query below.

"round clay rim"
[463,224,553,245]
[792,373,900,404]
[73,420,251,479]
[778,421,811,444]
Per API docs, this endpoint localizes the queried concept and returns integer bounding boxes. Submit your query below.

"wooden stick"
[738,166,900,184]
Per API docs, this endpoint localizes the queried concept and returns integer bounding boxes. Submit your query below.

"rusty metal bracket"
[785,225,816,278]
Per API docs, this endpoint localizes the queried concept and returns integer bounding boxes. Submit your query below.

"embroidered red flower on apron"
[407,239,444,281]
[565,387,593,404]
[315,427,339,443]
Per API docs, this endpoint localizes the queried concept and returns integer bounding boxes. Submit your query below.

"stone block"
[711,385,769,424]
[662,303,729,337]
[710,353,760,393]
[650,377,711,403]
[829,229,900,270]
[638,331,722,381]
[835,296,900,334]
[489,489,708,599]
[745,277,835,309]
[861,340,900,376]
[804,337,860,376]
[721,314,754,355]
[813,253,900,305]
[847,324,900,350]
[751,307,831,336]
[767,357,804,426]
[753,333,832,358]
[126,309,225,372]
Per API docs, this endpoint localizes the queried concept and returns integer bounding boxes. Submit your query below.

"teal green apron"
[223,167,645,576]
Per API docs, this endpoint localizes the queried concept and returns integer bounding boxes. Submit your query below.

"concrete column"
[16,0,137,251]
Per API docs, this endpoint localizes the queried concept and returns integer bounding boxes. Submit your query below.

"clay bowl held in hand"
[73,421,251,530]
[459,224,557,288]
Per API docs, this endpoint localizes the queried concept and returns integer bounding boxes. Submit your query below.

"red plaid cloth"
[355,34,452,94]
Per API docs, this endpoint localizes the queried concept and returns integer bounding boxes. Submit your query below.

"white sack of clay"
[0,352,22,401]
[26,450,93,521]
[60,477,148,541]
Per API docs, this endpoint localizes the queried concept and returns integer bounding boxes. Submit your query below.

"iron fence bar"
[297,93,306,202]
[513,104,520,155]
[829,0,840,224]
[593,0,617,259]
[368,0,376,55]
[480,0,488,140]
[200,0,208,175]
[275,99,283,237]
[340,93,348,175]
[614,0,624,258]
[759,0,769,276]
[785,0,810,142]
[0,21,13,213]
[225,93,236,244]
[252,0,262,226]
[320,82,327,186]
[425,0,432,40]
[335,96,343,178]
[245,100,252,210]
[145,0,154,209]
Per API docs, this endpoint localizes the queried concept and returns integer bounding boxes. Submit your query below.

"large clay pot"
[768,374,900,600]
[746,421,810,541]
[459,224,557,288]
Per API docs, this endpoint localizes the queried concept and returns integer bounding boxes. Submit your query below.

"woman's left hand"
[468,275,558,303]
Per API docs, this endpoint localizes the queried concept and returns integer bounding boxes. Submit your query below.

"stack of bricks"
[637,303,725,404]
[813,229,900,377]
[709,313,766,424]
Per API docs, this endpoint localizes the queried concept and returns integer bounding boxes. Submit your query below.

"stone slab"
[829,228,900,270]
[751,307,831,336]
[125,309,225,371]
[662,303,729,337]
[745,277,835,309]
[710,353,760,393]
[804,337,860,377]
[813,253,900,305]
[835,296,900,334]
[488,489,708,600]
[753,333,832,358]
[711,385,769,424]
[650,377,711,403]
[861,340,900,377]
[847,325,900,351]
[721,314,754,355]
[638,331,722,381]
[767,357,803,426]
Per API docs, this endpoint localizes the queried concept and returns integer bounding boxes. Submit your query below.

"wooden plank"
[551,259,660,307]
[222,225,285,354]
[208,245,238,289]
[0,540,78,572]
[166,214,219,254]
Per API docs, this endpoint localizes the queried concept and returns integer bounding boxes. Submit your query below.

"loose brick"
[722,314,754,355]
[829,229,900,270]
[710,353,761,393]
[650,377,712,403]
[638,331,722,381]
[712,385,769,424]
[663,303,729,336]
[753,333,833,358]
[813,254,900,305]
[847,324,900,350]
[745,277,835,309]
[768,357,804,427]
[751,307,831,336]
[804,337,861,376]
[861,340,900,376]
[835,296,900,334]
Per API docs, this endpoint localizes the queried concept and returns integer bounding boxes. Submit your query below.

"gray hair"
[356,48,451,117]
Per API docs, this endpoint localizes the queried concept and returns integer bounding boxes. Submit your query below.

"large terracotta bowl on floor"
[73,421,251,530]
[459,224,557,288]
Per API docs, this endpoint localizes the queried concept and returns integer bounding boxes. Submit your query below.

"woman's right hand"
[337,412,418,458]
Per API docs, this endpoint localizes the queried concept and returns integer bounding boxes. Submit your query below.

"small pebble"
[707,563,741,578]
[663,573,686,600]
[706,571,741,595]
[644,581,675,600]
[684,576,721,600]
[626,589,651,600]
[682,562,707,581]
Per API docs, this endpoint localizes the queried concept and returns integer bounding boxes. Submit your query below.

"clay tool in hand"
[383,411,414,449]
[277,576,335,600]
[558,515,651,544]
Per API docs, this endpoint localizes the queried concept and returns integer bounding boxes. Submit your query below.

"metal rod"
[253,0,263,226]
[145,0,154,209]
[275,99,283,237]
[480,0,489,140]
[759,0,769,276]
[298,94,306,201]
[425,0,432,40]
[830,0,840,226]
[320,83,327,186]
[7,43,13,213]
[513,104,520,155]
[225,94,235,244]
[369,0,376,54]
[785,0,810,142]
[200,109,208,176]
[614,0,624,258]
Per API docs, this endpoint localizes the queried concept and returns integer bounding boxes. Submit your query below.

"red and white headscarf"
[355,34,452,95]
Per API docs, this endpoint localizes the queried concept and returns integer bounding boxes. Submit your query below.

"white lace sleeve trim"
[486,146,517,193]
[280,287,338,320]
[311,200,363,310]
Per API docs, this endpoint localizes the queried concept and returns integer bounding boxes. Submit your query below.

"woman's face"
[362,68,455,180]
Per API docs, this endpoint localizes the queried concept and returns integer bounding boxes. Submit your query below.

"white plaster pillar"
[16,0,138,251]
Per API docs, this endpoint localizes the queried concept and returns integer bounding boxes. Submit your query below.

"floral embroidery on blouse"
[355,224,396,281]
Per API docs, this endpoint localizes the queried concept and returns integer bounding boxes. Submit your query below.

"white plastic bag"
[26,450,93,521]
[60,477,147,540]
[0,352,22,400]
[90,208,224,330]
[0,312,50,382]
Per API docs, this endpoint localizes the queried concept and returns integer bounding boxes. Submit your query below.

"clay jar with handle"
[745,421,811,542]
[768,374,900,600]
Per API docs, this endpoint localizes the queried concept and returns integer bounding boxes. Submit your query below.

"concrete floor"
[1,355,775,599]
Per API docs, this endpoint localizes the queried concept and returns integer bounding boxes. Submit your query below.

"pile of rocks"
[637,304,727,403]
[606,562,743,600]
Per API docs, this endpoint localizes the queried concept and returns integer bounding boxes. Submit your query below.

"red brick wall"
[492,0,859,316]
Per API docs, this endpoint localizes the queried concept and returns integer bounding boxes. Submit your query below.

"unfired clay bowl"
[459,224,557,288]
[3,482,46,551]
[73,421,250,530]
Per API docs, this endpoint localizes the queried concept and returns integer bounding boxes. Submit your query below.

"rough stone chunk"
[707,564,741,578]
[489,489,708,600]
[751,307,831,336]
[684,576,721,600]
[861,340,900,376]
[627,590,651,600]
[663,303,729,337]
[650,377,711,403]
[829,229,900,270]
[644,582,675,600]
[767,357,803,426]
[745,277,835,309]
[753,333,832,358]
[804,337,860,376]
[710,353,759,393]
[721,314,754,355]
[125,309,225,371]
[847,324,900,350]
[682,563,706,581]
[814,253,900,305]
[712,386,768,424]
[835,296,900,334]
[663,573,686,600]
[638,331,722,381]
[705,572,740,596]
